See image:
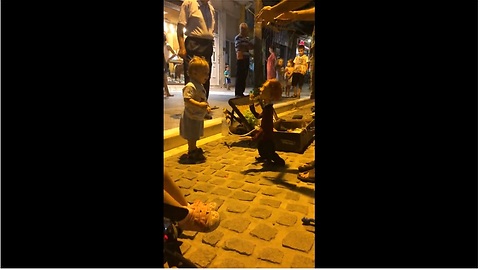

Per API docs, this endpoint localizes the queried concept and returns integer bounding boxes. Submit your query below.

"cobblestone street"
[164,105,315,268]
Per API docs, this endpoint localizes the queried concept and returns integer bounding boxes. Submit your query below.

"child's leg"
[187,140,198,152]
[187,139,206,160]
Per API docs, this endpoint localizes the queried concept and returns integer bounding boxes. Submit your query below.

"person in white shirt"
[292,44,309,98]
[177,0,215,119]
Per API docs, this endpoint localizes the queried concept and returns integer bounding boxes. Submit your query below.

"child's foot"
[188,149,206,161]
[178,204,220,232]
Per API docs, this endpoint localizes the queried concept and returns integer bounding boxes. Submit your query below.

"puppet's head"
[258,79,282,103]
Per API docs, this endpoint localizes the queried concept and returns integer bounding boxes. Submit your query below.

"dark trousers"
[164,203,188,222]
[258,139,285,165]
[183,37,213,100]
[235,57,249,96]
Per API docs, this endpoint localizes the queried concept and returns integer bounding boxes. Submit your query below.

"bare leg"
[164,170,188,207]
[164,190,187,208]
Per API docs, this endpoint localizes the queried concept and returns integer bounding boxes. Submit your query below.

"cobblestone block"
[290,254,315,268]
[187,166,206,173]
[186,193,209,204]
[226,202,249,213]
[258,247,284,264]
[221,218,251,233]
[182,172,198,180]
[211,187,232,196]
[262,171,281,178]
[180,188,191,197]
[210,198,224,211]
[184,246,217,268]
[208,177,227,185]
[225,165,242,173]
[179,241,191,255]
[179,230,198,240]
[176,179,195,189]
[202,230,224,247]
[202,168,216,176]
[298,186,315,198]
[258,180,274,186]
[304,224,315,233]
[250,223,278,241]
[193,183,215,193]
[261,187,283,196]
[250,207,272,219]
[242,184,261,193]
[260,198,282,208]
[286,203,309,215]
[226,181,245,189]
[282,231,314,252]
[223,238,256,255]
[214,170,229,178]
[196,175,211,182]
[212,258,246,268]
[219,158,231,164]
[245,176,261,183]
[276,212,298,226]
[285,192,301,201]
[209,163,225,170]
[282,173,299,182]
[227,172,244,180]
[231,190,256,201]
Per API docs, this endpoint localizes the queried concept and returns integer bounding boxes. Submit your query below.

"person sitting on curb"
[164,170,220,232]
[248,79,286,167]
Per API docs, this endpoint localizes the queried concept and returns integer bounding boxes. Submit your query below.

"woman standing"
[266,45,276,80]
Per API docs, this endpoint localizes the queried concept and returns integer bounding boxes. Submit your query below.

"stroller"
[163,217,197,268]
[222,96,281,138]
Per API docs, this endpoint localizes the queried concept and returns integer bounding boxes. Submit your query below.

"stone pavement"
[164,105,316,268]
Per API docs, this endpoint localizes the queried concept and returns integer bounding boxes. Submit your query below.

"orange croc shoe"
[178,203,220,232]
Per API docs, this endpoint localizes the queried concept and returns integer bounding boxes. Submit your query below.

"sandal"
[298,168,315,183]
[298,160,315,172]
[189,199,217,211]
[178,202,220,232]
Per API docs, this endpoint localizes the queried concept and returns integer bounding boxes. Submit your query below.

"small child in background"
[179,56,212,163]
[284,59,294,98]
[275,58,286,96]
[248,79,286,167]
[223,65,231,90]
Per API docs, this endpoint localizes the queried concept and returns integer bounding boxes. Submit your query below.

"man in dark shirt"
[249,79,285,167]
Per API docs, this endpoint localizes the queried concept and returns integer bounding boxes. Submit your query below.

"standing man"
[177,0,215,119]
[234,23,254,98]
